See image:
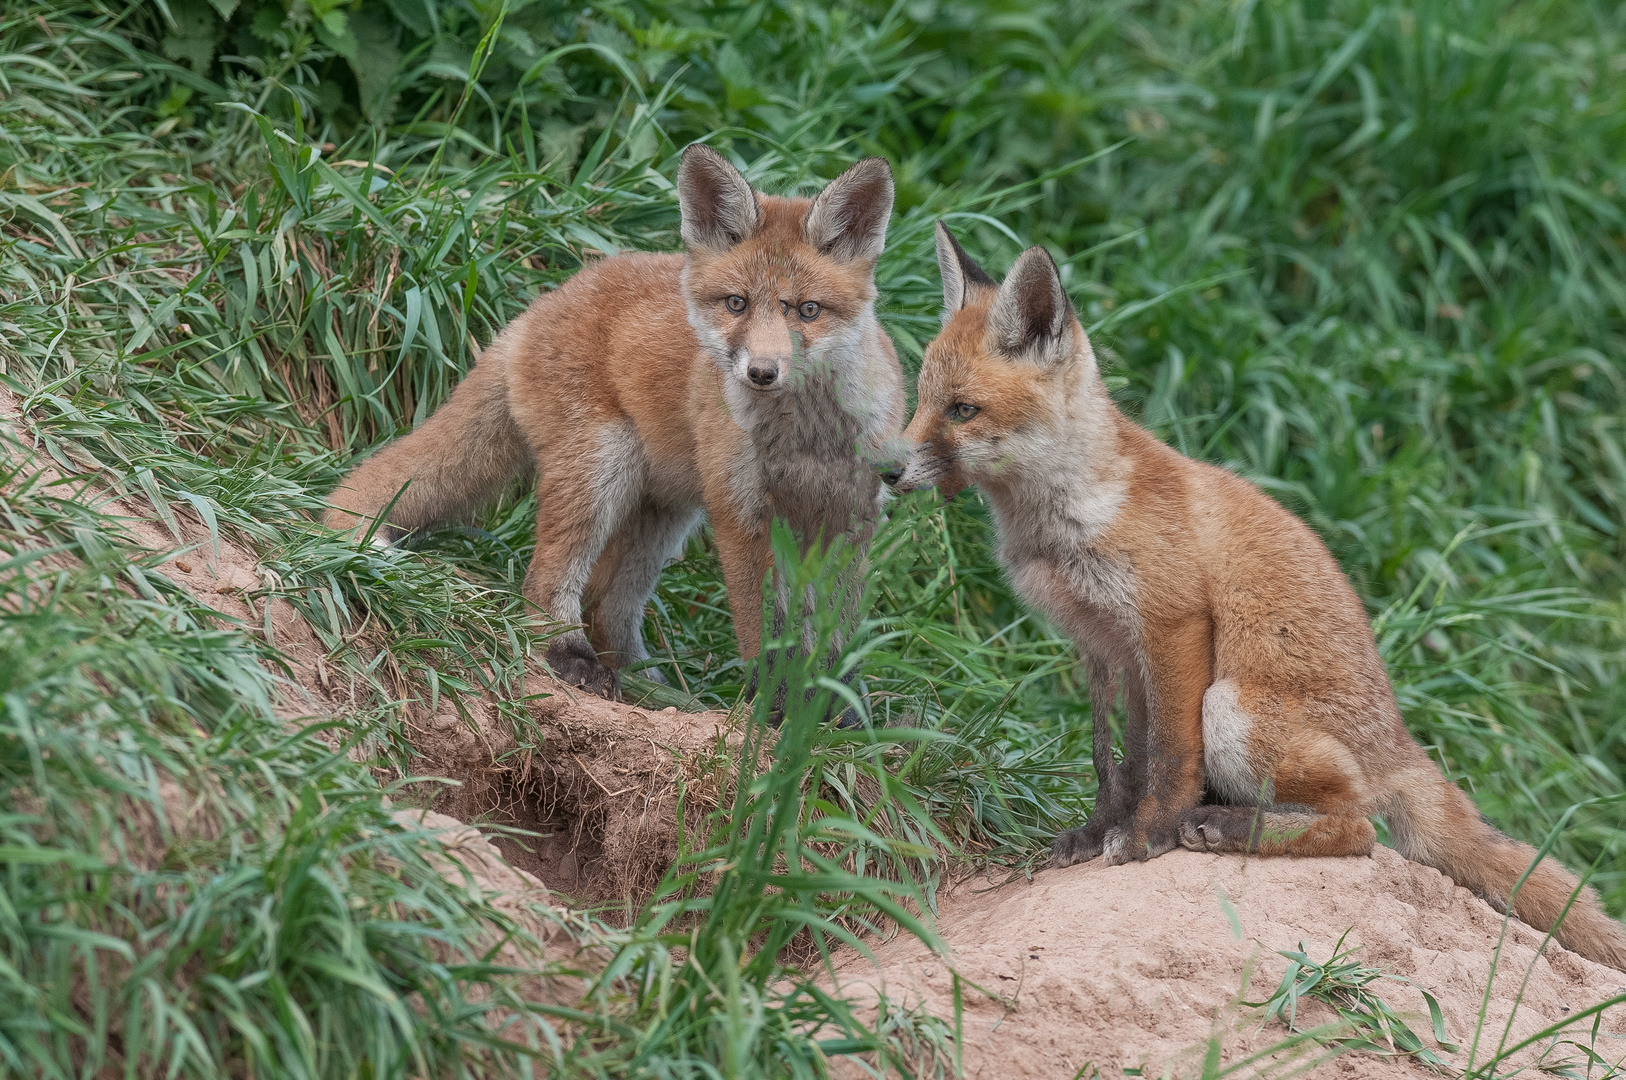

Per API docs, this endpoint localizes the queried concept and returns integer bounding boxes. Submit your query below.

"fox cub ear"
[678,144,761,252]
[934,221,996,318]
[989,246,1075,366]
[804,157,894,263]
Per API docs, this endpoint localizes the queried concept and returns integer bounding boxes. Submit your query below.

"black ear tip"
[940,224,996,288]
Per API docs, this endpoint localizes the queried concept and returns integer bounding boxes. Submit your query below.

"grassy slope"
[2,0,1624,1074]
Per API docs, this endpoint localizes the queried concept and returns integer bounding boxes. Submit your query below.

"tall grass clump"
[0,443,585,1077]
[576,527,957,1078]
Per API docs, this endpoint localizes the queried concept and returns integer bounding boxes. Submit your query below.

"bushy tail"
[1385,759,1626,972]
[321,347,529,540]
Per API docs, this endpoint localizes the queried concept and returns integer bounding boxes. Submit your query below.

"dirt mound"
[832,846,1626,1078]
[0,385,333,722]
[413,676,736,912]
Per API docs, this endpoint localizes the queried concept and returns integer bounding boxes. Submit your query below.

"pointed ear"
[988,246,1075,365]
[934,221,996,317]
[804,157,894,263]
[678,143,761,252]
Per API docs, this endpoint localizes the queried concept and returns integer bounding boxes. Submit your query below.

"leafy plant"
[1245,931,1459,1073]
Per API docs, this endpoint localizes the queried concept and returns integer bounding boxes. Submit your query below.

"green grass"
[3,0,1625,1074]
[1239,924,1626,1079]
[581,529,960,1078]
[1244,930,1460,1073]
[0,443,582,1077]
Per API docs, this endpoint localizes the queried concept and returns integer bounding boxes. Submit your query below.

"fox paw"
[1180,806,1280,853]
[1050,819,1114,868]
[832,705,866,730]
[363,522,407,547]
[768,706,867,730]
[1179,807,1245,852]
[1180,808,1225,852]
[546,639,619,700]
[1180,806,1318,854]
[1100,820,1181,865]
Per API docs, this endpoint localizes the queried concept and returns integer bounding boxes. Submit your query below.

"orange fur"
[323,147,904,699]
[892,223,1626,971]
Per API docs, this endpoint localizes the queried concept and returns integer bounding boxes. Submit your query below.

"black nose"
[747,362,778,387]
[881,467,903,487]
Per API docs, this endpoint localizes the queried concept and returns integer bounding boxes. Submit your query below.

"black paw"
[1179,807,1231,852]
[546,638,619,700]
[625,663,670,687]
[831,676,876,729]
[1178,806,1297,854]
[763,705,867,730]
[1051,823,1107,868]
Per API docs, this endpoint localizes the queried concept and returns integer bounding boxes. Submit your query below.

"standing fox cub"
[891,223,1626,970]
[324,145,904,699]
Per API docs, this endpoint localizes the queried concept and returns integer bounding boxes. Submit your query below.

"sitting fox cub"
[324,146,904,699]
[891,223,1626,971]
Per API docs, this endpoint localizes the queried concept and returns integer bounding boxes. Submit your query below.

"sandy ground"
[833,845,1626,1078]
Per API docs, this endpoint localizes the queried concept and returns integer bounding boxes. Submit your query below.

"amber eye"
[725,295,747,313]
[952,402,980,421]
[798,301,821,321]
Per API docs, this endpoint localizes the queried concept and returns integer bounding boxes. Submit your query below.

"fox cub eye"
[952,402,980,421]
[798,301,821,321]
[725,295,747,314]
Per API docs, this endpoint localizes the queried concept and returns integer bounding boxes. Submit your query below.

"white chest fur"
[1004,545,1141,668]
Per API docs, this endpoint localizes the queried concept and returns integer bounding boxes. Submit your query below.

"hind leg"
[584,501,702,682]
[1182,690,1377,856]
[526,425,643,699]
[1179,804,1376,856]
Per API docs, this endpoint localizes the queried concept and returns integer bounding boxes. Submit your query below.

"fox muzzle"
[890,442,963,495]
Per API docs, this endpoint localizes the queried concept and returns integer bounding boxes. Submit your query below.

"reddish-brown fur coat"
[893,224,1626,971]
[324,148,903,699]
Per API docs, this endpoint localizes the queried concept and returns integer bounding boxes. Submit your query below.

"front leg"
[1052,657,1125,867]
[705,492,772,674]
[1102,616,1212,865]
